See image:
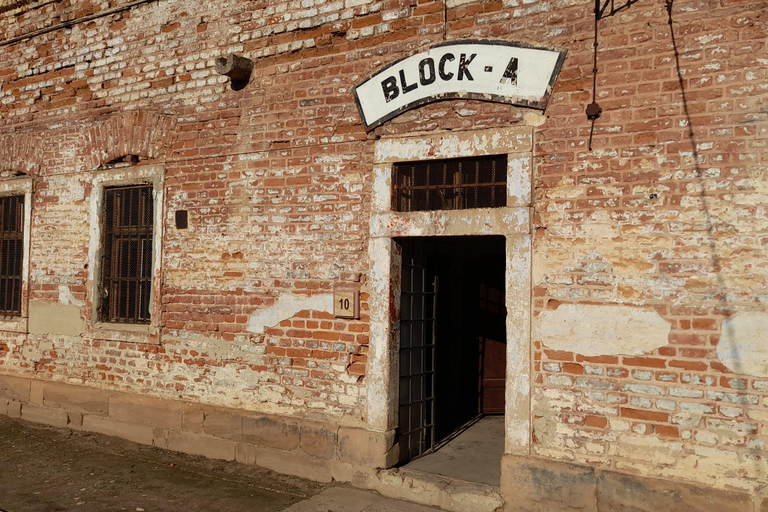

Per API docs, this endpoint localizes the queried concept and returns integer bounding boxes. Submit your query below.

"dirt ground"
[0,415,326,512]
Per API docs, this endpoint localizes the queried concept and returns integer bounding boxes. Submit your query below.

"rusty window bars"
[99,184,153,324]
[0,195,24,316]
[392,155,508,212]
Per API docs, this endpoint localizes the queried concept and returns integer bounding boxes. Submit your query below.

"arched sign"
[354,40,566,130]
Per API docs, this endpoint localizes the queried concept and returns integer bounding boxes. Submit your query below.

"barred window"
[0,195,24,315]
[99,185,153,324]
[392,155,507,212]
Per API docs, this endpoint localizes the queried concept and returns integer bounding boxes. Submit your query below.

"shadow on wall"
[665,0,736,340]
[666,0,761,480]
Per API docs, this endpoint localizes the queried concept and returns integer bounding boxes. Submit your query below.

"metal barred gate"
[397,239,438,463]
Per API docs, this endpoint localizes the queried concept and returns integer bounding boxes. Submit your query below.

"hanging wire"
[586,0,603,151]
[587,0,644,150]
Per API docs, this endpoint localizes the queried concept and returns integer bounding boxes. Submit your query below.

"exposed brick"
[620,408,669,423]
[623,357,667,369]
[0,0,765,501]
[585,415,608,428]
[653,425,679,438]
[562,363,585,375]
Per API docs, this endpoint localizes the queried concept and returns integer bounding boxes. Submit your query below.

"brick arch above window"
[0,134,43,176]
[85,111,177,169]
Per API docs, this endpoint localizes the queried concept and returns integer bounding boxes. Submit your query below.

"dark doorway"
[397,236,506,464]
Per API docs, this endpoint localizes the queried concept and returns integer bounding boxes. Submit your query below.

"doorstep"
[367,467,504,512]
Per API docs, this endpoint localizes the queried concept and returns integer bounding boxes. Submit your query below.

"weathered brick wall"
[0,0,380,420]
[1,0,767,497]
[522,0,768,494]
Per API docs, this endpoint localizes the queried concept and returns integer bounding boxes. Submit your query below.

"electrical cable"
[586,0,603,151]
[0,0,160,48]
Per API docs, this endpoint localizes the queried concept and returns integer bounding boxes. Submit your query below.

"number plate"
[334,290,359,319]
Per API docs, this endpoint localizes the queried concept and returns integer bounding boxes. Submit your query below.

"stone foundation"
[4,373,764,512]
[501,454,757,512]
[0,374,394,485]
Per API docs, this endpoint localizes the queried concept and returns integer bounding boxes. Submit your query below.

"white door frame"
[366,126,534,457]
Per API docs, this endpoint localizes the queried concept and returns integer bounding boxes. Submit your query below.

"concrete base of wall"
[0,374,396,485]
[500,454,756,512]
[2,374,763,512]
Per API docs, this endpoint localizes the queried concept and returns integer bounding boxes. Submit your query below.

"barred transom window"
[392,155,508,212]
[99,185,153,324]
[0,195,24,315]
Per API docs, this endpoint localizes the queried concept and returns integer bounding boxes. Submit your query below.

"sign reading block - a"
[334,290,359,319]
[354,40,566,130]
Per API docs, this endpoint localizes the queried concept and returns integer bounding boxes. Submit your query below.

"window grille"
[99,185,153,324]
[392,155,507,212]
[0,195,24,315]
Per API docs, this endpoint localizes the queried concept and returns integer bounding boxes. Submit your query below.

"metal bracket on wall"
[596,0,643,19]
[587,0,644,151]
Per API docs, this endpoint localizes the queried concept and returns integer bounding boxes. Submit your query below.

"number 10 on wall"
[334,289,359,319]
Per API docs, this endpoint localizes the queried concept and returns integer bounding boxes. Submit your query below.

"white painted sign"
[354,40,566,130]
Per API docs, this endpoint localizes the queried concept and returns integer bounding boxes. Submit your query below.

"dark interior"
[397,236,506,462]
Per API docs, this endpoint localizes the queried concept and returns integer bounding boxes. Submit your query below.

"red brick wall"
[1,0,767,492]
[524,0,767,492]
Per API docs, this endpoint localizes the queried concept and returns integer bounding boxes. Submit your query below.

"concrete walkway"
[0,416,442,512]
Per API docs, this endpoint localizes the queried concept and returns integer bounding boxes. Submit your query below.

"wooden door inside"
[477,284,507,415]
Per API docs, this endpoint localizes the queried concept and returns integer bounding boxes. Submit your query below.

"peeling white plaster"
[21,340,54,362]
[246,293,333,334]
[523,112,546,126]
[374,126,532,163]
[507,155,532,207]
[58,285,84,307]
[505,236,532,454]
[371,207,530,238]
[535,304,671,357]
[371,164,391,214]
[717,312,768,377]
[447,0,479,8]
[366,237,398,432]
[505,418,531,453]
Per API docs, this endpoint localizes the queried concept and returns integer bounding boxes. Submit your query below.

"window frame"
[98,183,155,325]
[392,154,509,212]
[87,165,164,344]
[0,177,32,333]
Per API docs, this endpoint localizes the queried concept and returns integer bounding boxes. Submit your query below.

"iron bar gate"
[398,239,438,463]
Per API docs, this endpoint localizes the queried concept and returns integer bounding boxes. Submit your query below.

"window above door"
[392,155,508,213]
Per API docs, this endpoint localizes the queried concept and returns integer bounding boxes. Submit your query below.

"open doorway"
[396,236,506,485]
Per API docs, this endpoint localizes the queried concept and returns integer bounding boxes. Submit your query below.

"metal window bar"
[0,196,24,315]
[398,240,438,462]
[99,185,153,324]
[392,155,507,212]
